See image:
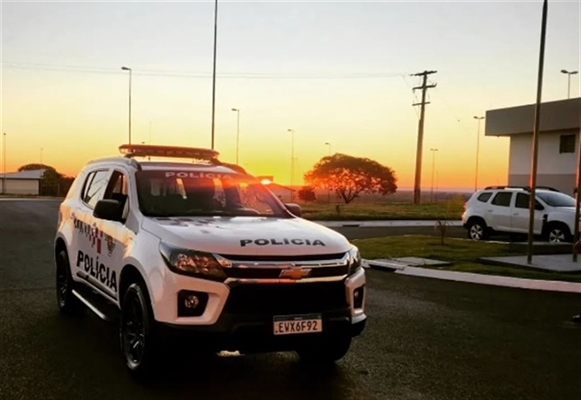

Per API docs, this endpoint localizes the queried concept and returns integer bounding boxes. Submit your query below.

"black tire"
[545,223,572,243]
[119,281,160,379]
[467,219,488,241]
[56,249,85,316]
[296,335,352,364]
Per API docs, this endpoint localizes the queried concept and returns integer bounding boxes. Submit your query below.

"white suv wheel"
[468,222,486,240]
[548,228,566,243]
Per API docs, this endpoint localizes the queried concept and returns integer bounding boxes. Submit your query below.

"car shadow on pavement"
[16,311,371,400]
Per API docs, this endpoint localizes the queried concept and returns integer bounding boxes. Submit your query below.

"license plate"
[273,314,323,335]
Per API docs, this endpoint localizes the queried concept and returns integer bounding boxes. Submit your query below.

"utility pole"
[210,0,219,149]
[474,116,485,191]
[2,133,6,195]
[288,129,295,201]
[411,70,437,204]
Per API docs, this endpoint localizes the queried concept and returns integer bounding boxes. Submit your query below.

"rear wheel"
[56,249,85,316]
[296,335,352,364]
[119,281,160,379]
[467,219,488,241]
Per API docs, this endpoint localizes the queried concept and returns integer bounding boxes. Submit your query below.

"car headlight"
[347,246,362,276]
[159,242,227,282]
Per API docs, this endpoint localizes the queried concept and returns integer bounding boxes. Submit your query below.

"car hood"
[141,216,353,256]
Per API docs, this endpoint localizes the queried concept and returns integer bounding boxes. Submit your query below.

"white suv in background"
[462,186,579,243]
[54,144,367,378]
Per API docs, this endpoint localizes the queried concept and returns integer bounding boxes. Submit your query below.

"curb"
[363,259,581,294]
[314,220,464,228]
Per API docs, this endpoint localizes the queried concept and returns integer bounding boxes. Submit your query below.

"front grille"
[217,252,347,262]
[224,281,348,315]
[223,265,348,280]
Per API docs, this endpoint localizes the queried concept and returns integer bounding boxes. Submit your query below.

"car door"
[90,168,134,300]
[487,191,514,232]
[73,168,112,294]
[511,192,546,235]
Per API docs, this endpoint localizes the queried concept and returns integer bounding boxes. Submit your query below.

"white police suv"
[54,144,366,377]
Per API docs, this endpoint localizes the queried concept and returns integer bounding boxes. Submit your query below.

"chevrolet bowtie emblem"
[279,267,311,280]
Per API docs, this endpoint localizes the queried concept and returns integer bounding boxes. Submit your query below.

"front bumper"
[159,307,366,353]
[155,268,367,352]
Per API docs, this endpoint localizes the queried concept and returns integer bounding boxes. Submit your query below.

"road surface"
[1,200,580,400]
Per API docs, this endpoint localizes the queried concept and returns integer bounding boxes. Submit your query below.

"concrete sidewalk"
[363,258,581,294]
[480,254,581,272]
[313,220,463,228]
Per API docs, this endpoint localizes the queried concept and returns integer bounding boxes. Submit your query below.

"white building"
[485,98,580,195]
[0,169,45,195]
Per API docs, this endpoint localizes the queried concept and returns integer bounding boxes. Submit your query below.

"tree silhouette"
[304,154,397,204]
[298,186,317,202]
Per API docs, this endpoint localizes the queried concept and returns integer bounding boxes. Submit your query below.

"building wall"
[0,179,40,195]
[507,131,579,195]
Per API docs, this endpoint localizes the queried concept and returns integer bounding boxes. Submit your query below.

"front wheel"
[119,282,160,379]
[296,335,352,364]
[545,223,572,243]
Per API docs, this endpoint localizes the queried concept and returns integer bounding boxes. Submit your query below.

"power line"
[1,61,407,80]
[411,69,437,205]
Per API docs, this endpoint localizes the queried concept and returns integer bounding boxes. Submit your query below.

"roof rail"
[483,185,561,192]
[119,144,219,162]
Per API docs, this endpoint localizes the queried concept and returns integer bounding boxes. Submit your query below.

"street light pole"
[325,142,332,156]
[430,148,438,203]
[560,69,578,99]
[210,0,219,150]
[473,116,485,192]
[2,133,6,194]
[325,142,332,203]
[288,129,295,201]
[231,108,240,164]
[40,148,43,164]
[121,66,132,144]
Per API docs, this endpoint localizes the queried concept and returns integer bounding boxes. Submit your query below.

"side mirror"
[93,199,123,222]
[284,203,302,217]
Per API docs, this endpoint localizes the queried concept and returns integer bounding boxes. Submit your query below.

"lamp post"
[473,116,485,192]
[121,66,132,144]
[288,129,295,201]
[560,69,578,99]
[210,0,219,149]
[231,108,240,164]
[2,133,6,194]
[430,148,438,202]
[40,148,43,164]
[324,142,332,203]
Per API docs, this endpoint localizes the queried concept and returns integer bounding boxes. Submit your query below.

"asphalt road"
[1,200,580,400]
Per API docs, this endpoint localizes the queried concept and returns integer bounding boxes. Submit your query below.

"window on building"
[559,134,576,154]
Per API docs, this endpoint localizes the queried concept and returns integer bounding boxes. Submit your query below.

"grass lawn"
[354,235,581,283]
[299,200,464,221]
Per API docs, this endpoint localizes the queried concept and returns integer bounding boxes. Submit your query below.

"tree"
[304,153,397,204]
[298,186,317,202]
[18,163,65,196]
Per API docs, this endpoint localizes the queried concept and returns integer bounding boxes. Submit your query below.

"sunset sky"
[1,0,580,190]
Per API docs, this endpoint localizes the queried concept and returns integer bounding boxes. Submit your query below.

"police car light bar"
[119,144,220,161]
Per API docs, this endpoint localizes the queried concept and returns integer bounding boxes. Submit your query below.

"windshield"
[537,191,577,208]
[135,169,289,218]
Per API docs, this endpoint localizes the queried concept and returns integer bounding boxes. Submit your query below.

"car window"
[491,192,512,207]
[537,191,576,207]
[515,193,544,210]
[82,170,111,209]
[134,170,287,218]
[477,192,493,202]
[103,170,130,219]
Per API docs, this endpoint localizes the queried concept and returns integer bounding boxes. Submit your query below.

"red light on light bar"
[119,144,219,160]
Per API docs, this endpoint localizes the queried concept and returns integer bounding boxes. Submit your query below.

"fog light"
[184,295,200,309]
[353,286,365,309]
[177,290,209,317]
